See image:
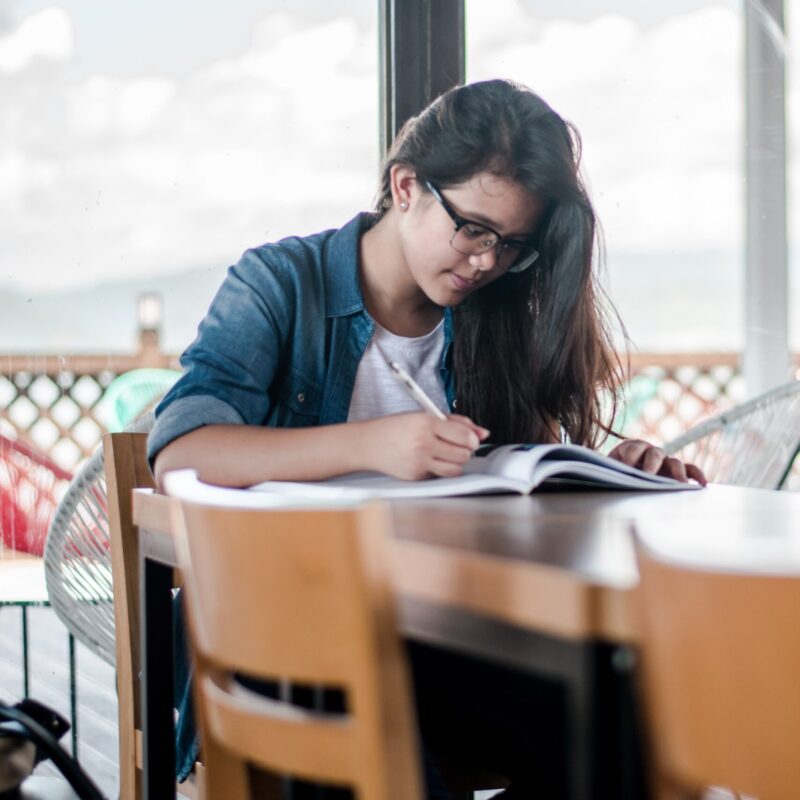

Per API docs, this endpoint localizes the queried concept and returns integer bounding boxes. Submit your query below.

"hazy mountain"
[1,249,797,355]
[0,263,228,355]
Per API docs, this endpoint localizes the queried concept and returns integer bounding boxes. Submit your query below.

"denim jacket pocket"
[273,372,324,427]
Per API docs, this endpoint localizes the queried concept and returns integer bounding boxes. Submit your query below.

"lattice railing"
[1,348,798,476]
[0,340,176,471]
[621,353,744,443]
[619,352,800,491]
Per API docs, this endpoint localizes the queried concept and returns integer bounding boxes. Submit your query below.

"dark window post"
[379,0,465,157]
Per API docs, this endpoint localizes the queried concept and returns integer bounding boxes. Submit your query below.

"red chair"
[0,435,72,555]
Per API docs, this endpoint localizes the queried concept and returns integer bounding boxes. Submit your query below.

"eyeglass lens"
[451,226,535,271]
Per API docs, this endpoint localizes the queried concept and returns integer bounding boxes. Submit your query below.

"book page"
[532,445,688,485]
[163,469,370,508]
[465,443,697,490]
[272,470,529,498]
[531,460,695,490]
[463,443,549,483]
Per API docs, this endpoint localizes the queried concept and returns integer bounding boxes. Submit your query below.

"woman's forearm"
[153,422,377,489]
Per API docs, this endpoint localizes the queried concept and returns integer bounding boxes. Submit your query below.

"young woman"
[150,79,703,797]
[150,79,702,487]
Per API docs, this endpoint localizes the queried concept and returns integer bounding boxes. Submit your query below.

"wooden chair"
[104,431,155,800]
[104,431,204,800]
[171,498,424,800]
[635,535,800,799]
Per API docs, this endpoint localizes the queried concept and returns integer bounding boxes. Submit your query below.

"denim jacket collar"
[324,212,454,359]
[323,212,373,318]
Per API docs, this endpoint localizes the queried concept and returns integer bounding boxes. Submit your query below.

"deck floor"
[0,603,120,797]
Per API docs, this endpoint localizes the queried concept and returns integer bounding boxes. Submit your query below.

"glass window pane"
[2,2,377,355]
[467,1,743,353]
[1,2,377,471]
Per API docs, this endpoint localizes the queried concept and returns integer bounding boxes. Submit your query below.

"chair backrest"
[635,537,800,798]
[45,414,157,670]
[103,431,156,800]
[663,379,800,489]
[1,435,72,555]
[172,499,423,800]
[99,368,181,433]
[44,445,115,665]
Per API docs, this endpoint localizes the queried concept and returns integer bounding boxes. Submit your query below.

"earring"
[400,201,408,210]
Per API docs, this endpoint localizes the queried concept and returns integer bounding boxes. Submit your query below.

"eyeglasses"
[425,181,540,273]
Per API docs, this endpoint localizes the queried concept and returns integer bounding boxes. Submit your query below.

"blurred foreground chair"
[104,435,499,800]
[635,535,800,799]
[663,379,800,489]
[172,498,423,800]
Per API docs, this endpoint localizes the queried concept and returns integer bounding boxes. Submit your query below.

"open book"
[246,443,702,500]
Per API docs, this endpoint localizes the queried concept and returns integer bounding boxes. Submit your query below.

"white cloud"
[470,4,747,254]
[66,75,178,139]
[1,2,798,299]
[0,7,73,74]
[117,79,178,135]
[1,8,380,289]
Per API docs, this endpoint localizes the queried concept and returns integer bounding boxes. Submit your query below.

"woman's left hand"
[608,439,707,485]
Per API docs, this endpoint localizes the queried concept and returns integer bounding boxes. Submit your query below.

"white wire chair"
[663,380,800,490]
[43,413,155,666]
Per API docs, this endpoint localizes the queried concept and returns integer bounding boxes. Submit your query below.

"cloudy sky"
[0,0,797,297]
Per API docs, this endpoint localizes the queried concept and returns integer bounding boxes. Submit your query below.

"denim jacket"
[149,212,457,782]
[148,212,456,465]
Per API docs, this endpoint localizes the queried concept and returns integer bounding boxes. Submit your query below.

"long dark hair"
[376,79,624,447]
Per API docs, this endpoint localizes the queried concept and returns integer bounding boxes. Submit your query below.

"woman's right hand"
[361,412,490,480]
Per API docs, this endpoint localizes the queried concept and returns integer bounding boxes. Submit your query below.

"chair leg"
[653,777,702,800]
[176,763,208,800]
[247,767,282,799]
[117,694,140,800]
[202,739,251,800]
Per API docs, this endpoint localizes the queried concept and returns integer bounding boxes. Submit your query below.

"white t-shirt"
[347,319,448,422]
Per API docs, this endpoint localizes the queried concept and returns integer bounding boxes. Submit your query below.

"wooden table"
[132,484,800,800]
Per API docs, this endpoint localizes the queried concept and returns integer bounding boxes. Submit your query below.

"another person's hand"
[608,439,707,485]
[363,412,489,480]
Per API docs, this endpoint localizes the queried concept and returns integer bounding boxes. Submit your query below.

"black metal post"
[141,557,175,800]
[69,633,78,756]
[21,606,29,697]
[379,0,465,156]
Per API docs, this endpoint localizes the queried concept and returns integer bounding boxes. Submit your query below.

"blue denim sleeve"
[147,247,295,463]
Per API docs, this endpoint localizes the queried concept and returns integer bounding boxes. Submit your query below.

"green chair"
[99,368,180,432]
[600,373,660,453]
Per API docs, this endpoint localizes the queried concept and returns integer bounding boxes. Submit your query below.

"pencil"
[373,341,448,421]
